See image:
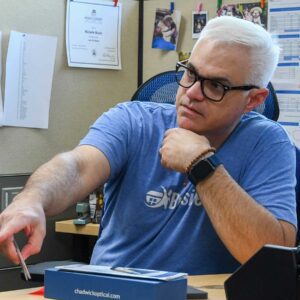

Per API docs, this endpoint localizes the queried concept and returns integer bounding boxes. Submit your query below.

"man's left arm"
[160,128,296,264]
[195,165,296,264]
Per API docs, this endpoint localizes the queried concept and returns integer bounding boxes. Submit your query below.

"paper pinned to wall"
[66,0,122,70]
[273,82,300,146]
[269,0,300,83]
[268,0,300,34]
[3,31,57,129]
[0,32,3,127]
[268,0,300,146]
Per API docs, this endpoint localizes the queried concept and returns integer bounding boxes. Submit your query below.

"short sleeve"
[79,103,134,179]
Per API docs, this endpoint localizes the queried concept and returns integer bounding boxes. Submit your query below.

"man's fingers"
[23,222,45,260]
[21,227,45,260]
[0,218,45,262]
[0,238,20,264]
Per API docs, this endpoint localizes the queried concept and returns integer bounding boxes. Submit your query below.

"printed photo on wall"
[217,2,268,29]
[239,2,268,29]
[152,8,181,51]
[192,11,208,39]
[217,4,243,18]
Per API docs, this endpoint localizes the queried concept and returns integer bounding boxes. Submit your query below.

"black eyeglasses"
[175,61,259,102]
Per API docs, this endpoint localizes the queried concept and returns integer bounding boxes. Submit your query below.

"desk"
[55,220,99,262]
[55,219,99,236]
[0,274,229,299]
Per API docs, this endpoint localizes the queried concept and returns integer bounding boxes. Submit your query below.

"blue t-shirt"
[80,101,297,275]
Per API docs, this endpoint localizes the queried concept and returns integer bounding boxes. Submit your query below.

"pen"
[13,238,31,281]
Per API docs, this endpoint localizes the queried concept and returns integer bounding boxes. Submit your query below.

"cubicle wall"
[0,0,138,175]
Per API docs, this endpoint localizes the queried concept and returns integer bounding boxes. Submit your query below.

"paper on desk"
[3,31,57,129]
[56,264,187,281]
[0,32,3,127]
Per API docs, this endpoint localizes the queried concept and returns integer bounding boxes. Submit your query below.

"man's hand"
[159,128,211,172]
[0,192,46,264]
[0,146,110,265]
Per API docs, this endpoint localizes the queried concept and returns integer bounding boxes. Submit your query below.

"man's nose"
[186,81,205,101]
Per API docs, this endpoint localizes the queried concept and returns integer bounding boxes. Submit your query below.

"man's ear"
[244,88,269,113]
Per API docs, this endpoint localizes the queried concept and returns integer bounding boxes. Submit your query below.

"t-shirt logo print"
[145,186,201,209]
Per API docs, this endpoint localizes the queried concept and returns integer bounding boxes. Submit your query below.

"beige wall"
[0,0,138,174]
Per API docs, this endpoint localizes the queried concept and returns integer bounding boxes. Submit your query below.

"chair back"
[131,71,280,121]
[131,71,182,104]
[254,82,279,121]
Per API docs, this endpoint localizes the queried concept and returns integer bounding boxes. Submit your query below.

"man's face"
[175,39,253,144]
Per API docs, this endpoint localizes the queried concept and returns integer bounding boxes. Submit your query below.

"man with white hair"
[0,16,296,275]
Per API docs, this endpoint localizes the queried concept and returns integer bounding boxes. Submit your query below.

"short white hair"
[195,16,280,87]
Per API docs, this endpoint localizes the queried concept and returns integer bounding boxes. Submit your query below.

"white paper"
[66,0,122,70]
[0,32,3,127]
[269,0,300,83]
[272,62,300,82]
[268,0,300,146]
[3,31,57,129]
[274,34,300,63]
[284,126,300,147]
[268,0,300,34]
[273,82,300,146]
[270,33,300,82]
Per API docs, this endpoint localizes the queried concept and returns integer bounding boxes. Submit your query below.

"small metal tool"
[13,238,31,281]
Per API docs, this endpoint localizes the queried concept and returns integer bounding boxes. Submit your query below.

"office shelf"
[55,219,99,236]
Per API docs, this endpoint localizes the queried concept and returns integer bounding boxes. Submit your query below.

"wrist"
[13,188,47,214]
[187,153,222,185]
[185,147,216,173]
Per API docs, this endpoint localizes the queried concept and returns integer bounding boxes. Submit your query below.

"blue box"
[44,267,187,300]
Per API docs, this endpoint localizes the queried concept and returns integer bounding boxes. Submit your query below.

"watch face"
[188,155,221,185]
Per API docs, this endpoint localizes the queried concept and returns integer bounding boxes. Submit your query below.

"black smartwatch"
[187,154,221,185]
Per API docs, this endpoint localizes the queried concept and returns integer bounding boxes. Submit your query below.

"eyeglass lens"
[176,65,225,102]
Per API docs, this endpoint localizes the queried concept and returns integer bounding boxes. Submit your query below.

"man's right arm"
[0,145,110,263]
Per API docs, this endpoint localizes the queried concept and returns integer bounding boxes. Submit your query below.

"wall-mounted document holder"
[224,244,300,300]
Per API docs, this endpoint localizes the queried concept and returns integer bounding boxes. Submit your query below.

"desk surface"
[0,274,229,299]
[55,219,99,236]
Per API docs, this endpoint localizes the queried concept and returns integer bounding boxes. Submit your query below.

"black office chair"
[131,70,280,121]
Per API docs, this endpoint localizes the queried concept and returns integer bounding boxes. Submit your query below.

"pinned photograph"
[217,2,268,29]
[192,11,208,39]
[217,4,243,18]
[239,2,268,29]
[152,8,181,51]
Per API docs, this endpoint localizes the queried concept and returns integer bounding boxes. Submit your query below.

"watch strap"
[187,154,221,185]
